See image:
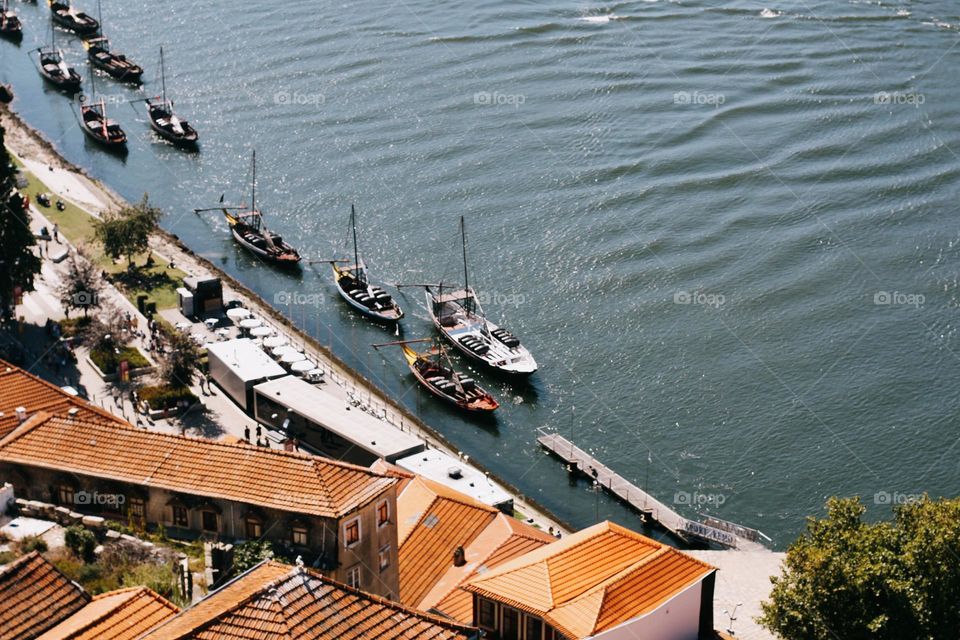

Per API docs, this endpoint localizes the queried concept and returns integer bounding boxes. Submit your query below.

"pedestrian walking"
[52,223,60,243]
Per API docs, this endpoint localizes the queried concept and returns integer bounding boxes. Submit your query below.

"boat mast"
[96,0,103,36]
[250,149,257,212]
[351,204,363,284]
[460,216,472,312]
[159,46,167,105]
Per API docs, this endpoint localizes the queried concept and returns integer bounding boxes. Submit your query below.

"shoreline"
[1,104,573,535]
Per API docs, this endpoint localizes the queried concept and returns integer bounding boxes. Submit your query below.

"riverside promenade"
[2,113,567,534]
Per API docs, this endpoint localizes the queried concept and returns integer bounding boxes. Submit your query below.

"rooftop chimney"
[15,407,26,423]
[453,546,466,567]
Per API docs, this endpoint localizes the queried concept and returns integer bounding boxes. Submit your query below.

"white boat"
[424,217,537,376]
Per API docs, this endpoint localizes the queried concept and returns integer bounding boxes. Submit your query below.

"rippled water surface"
[4,0,960,547]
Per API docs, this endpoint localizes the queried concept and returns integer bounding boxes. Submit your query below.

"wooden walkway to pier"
[537,430,768,551]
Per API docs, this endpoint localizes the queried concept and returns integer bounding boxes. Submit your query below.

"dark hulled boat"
[0,0,22,41]
[401,343,498,412]
[80,96,126,147]
[332,205,403,323]
[48,0,98,35]
[36,46,82,92]
[84,36,142,83]
[145,48,197,148]
[196,151,301,269]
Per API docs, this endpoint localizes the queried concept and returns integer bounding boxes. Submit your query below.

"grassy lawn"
[13,155,187,311]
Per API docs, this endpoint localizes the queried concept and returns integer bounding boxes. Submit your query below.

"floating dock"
[537,429,769,551]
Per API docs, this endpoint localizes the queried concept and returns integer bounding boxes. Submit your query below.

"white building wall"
[590,581,703,640]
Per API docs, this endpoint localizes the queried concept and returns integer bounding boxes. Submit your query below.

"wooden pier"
[537,429,769,551]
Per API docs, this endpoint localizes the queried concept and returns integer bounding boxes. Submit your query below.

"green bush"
[138,385,198,411]
[59,316,93,338]
[18,535,48,554]
[65,526,97,562]
[90,346,149,375]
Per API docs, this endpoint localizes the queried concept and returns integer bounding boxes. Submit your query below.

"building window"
[346,565,361,589]
[502,607,519,640]
[129,497,146,521]
[378,544,390,571]
[201,510,219,533]
[172,505,189,527]
[525,615,543,640]
[58,485,75,506]
[343,517,360,547]
[291,523,308,547]
[376,500,389,528]
[245,516,263,539]
[478,598,496,629]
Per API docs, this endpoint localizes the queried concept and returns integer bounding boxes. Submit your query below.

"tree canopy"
[93,194,162,266]
[58,249,104,317]
[0,125,41,318]
[760,496,960,640]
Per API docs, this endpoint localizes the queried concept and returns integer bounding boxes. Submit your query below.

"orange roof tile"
[463,521,716,639]
[141,561,478,640]
[36,586,179,640]
[0,551,90,640]
[370,458,416,494]
[397,476,501,607]
[0,359,129,440]
[429,516,555,623]
[0,412,396,518]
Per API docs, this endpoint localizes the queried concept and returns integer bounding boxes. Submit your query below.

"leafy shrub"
[232,539,275,574]
[65,526,97,562]
[18,535,48,554]
[59,316,93,338]
[90,346,149,375]
[138,385,197,411]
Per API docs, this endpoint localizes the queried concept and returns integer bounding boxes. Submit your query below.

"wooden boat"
[144,47,197,148]
[36,46,82,92]
[0,0,22,40]
[422,217,537,376]
[398,341,498,412]
[331,205,403,323]
[84,36,142,83]
[48,0,98,35]
[79,96,126,147]
[195,151,301,269]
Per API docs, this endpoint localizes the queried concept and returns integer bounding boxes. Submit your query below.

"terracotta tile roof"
[0,359,128,440]
[463,521,716,639]
[397,476,503,607]
[428,515,556,623]
[0,551,90,640]
[0,412,396,518]
[370,458,416,494]
[36,586,179,640]
[141,561,478,640]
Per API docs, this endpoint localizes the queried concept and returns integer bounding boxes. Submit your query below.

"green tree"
[160,330,201,389]
[58,249,104,317]
[232,539,274,575]
[0,125,42,319]
[759,496,960,640]
[93,194,162,267]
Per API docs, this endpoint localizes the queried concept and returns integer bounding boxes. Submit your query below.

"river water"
[4,0,960,548]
